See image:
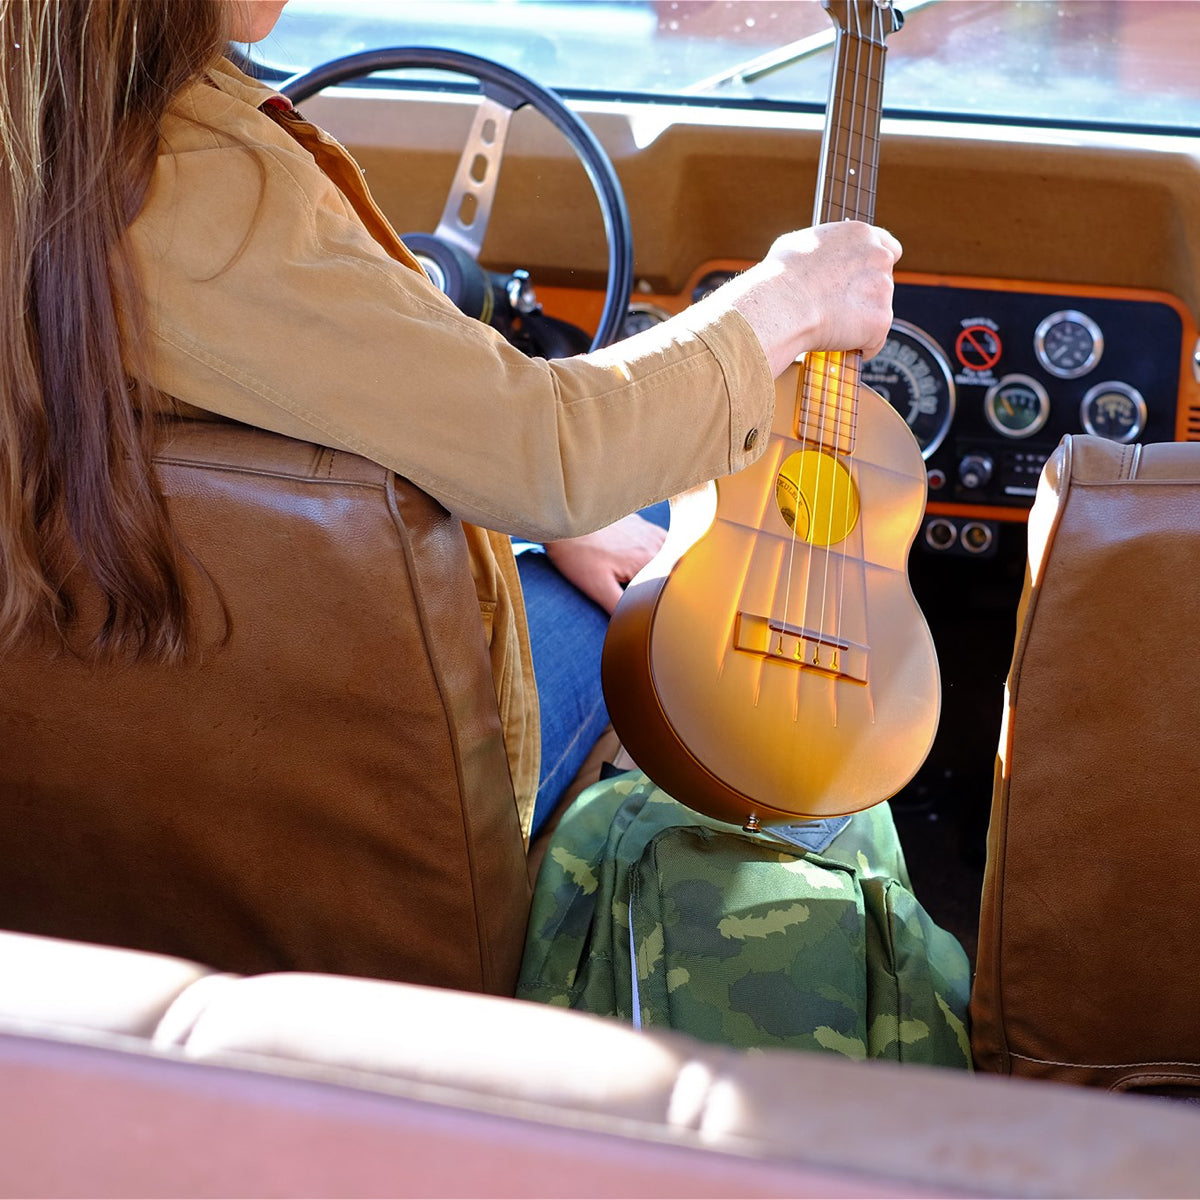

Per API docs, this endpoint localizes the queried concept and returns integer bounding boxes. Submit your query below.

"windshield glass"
[250,0,1200,133]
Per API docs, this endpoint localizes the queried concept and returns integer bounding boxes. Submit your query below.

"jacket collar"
[205,56,292,113]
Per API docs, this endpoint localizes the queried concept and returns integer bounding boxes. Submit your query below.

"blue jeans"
[518,501,670,837]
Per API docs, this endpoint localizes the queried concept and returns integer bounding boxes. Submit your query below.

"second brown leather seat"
[0,419,530,995]
[972,436,1200,1089]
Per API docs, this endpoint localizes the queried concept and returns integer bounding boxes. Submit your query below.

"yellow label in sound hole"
[774,450,860,546]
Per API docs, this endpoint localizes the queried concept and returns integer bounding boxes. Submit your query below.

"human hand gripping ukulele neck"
[541,219,901,615]
[707,220,902,378]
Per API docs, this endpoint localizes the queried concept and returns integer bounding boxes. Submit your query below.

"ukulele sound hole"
[774,450,860,546]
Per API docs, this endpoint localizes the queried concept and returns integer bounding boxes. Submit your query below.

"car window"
[248,0,1200,133]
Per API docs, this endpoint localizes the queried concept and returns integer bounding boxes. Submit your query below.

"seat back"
[7,927,1200,1198]
[0,420,530,995]
[972,435,1200,1088]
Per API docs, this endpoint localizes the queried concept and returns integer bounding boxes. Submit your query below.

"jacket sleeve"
[128,109,775,541]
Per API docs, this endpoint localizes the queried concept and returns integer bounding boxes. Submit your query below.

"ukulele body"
[602,359,940,826]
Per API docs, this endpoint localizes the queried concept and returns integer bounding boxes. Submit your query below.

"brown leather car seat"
[972,435,1200,1089]
[0,419,530,995]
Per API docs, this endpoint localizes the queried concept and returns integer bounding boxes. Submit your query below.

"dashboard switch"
[958,453,994,490]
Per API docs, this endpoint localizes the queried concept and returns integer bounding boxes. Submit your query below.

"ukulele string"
[780,5,884,690]
[810,4,859,673]
[817,6,865,662]
[841,12,884,647]
[778,102,835,668]
[790,4,855,677]
[859,9,886,608]
[778,328,814,672]
[834,5,884,675]
[831,8,871,657]
[784,29,849,674]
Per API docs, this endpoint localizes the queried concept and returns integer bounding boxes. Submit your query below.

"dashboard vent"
[1186,403,1200,442]
[1189,339,1200,440]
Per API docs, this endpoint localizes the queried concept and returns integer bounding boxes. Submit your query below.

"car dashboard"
[295,77,1200,851]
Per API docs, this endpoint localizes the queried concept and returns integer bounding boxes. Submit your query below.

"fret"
[806,2,900,445]
[797,351,865,456]
[829,102,883,134]
[814,1,897,229]
[816,41,886,225]
[824,153,879,187]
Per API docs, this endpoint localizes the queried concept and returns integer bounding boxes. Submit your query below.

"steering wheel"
[282,48,633,353]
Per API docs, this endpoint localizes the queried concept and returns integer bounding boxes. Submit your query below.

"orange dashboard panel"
[542,268,1200,524]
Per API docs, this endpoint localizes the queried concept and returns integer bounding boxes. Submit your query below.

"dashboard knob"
[958,453,994,490]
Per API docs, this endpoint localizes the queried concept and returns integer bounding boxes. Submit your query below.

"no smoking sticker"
[956,324,1003,371]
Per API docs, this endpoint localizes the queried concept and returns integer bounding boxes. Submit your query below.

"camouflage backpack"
[519,771,971,1068]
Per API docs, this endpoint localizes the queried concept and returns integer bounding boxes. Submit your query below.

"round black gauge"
[984,374,1050,438]
[692,271,735,302]
[1034,310,1103,379]
[620,302,670,338]
[862,320,955,459]
[1080,381,1146,443]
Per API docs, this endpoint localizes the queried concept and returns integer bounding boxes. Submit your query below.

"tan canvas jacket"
[124,57,775,838]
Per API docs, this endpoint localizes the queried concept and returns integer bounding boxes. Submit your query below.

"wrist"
[704,262,819,378]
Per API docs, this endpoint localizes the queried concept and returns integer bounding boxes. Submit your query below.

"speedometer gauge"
[863,321,955,459]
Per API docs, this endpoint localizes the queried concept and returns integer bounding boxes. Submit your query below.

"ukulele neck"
[801,2,895,452]
[813,4,891,226]
[798,350,861,456]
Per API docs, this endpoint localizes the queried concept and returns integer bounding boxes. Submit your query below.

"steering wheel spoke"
[433,96,514,262]
[282,47,633,352]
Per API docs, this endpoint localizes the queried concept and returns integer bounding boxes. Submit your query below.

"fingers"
[543,514,666,615]
[623,513,667,564]
[687,220,900,375]
[877,225,903,263]
[592,576,626,616]
[863,328,891,361]
[865,227,900,356]
[809,221,898,356]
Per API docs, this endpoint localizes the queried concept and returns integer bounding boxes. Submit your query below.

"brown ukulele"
[602,0,938,828]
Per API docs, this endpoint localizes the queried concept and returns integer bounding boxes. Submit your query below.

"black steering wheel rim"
[281,47,633,352]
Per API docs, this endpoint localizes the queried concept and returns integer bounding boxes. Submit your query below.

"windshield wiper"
[682,0,935,98]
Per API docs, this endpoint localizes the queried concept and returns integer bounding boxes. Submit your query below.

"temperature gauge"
[984,374,1050,439]
[1081,381,1146,443]
[1034,310,1103,379]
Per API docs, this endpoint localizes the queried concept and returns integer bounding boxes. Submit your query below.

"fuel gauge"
[984,374,1050,439]
[1081,381,1146,443]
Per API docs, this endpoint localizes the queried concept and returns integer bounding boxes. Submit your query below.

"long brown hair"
[0,0,231,661]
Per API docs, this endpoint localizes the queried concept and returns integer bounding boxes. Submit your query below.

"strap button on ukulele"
[603,0,939,829]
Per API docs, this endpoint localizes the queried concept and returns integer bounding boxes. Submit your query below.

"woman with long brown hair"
[0,0,235,662]
[0,0,899,837]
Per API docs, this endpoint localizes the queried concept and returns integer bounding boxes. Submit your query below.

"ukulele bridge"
[734,612,868,683]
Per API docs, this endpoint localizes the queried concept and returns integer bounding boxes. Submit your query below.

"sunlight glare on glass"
[253,0,1200,133]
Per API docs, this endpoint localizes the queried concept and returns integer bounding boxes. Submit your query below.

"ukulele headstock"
[822,0,904,43]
